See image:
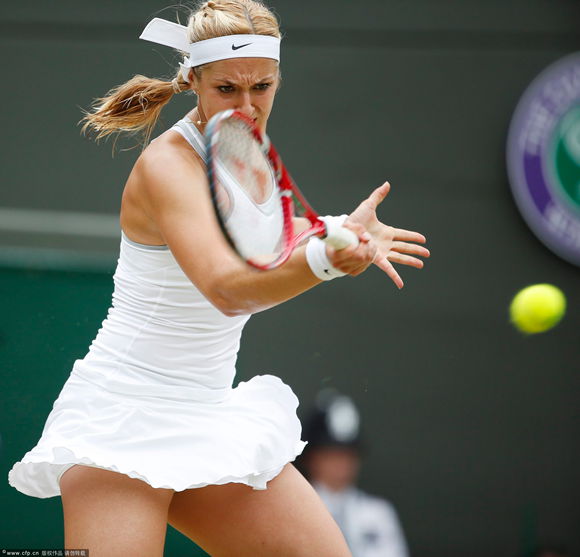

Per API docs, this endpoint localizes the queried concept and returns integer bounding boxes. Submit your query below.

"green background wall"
[1,1,579,556]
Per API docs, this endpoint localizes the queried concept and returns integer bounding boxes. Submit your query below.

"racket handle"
[322,216,360,250]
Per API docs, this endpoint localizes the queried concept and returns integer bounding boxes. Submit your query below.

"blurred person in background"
[298,390,410,557]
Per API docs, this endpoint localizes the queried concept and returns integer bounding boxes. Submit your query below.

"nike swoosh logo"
[232,43,252,50]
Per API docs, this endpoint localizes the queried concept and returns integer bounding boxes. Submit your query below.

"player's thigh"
[168,463,351,557]
[60,464,174,557]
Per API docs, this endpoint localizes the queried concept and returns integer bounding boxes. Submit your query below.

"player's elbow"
[198,269,265,317]
[216,302,251,317]
[209,289,254,317]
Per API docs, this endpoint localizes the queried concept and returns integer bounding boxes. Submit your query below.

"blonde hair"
[81,0,280,146]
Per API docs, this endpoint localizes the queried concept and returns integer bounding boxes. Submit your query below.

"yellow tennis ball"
[510,283,566,334]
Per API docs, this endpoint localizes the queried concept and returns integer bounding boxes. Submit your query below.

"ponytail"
[80,71,189,146]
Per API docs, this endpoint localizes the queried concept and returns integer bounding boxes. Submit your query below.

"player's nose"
[236,91,254,118]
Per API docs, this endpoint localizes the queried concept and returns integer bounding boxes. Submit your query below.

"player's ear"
[189,69,199,93]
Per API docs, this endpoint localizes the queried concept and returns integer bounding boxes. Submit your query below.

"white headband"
[139,18,281,82]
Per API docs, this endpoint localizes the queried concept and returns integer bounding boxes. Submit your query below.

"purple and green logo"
[507,52,580,266]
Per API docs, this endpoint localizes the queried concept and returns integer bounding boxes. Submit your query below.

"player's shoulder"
[133,129,205,195]
[137,129,201,172]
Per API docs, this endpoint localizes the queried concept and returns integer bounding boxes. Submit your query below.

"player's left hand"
[346,182,430,289]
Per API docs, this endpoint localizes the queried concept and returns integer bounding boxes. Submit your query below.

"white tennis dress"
[8,118,306,498]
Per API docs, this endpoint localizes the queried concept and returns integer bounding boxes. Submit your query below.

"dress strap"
[171,118,207,162]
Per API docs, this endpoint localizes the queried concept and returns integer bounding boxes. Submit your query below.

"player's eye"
[217,85,235,93]
[254,83,272,91]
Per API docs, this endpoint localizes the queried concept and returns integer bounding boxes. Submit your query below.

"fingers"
[326,201,429,288]
[394,228,427,244]
[366,182,391,210]
[341,221,370,244]
[387,252,425,268]
[391,241,431,259]
[327,226,376,276]
[373,256,404,289]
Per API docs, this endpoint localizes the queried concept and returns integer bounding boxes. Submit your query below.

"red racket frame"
[206,110,328,270]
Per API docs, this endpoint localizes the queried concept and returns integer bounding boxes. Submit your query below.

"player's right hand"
[325,222,377,277]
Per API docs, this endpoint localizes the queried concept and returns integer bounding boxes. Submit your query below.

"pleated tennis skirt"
[8,369,306,498]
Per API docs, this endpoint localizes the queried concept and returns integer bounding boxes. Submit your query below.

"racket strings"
[216,119,273,205]
[209,114,287,267]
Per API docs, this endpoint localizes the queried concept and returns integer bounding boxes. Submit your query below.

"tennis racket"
[205,109,358,270]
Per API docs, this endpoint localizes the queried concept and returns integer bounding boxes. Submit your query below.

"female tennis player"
[8,1,429,555]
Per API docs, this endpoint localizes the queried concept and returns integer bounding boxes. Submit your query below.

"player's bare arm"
[134,143,374,315]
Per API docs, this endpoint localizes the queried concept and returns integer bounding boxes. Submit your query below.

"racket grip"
[322,216,360,250]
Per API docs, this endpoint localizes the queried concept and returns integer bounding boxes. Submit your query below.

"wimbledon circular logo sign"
[507,52,580,266]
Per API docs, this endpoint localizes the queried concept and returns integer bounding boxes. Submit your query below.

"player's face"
[307,447,360,492]
[192,58,279,133]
